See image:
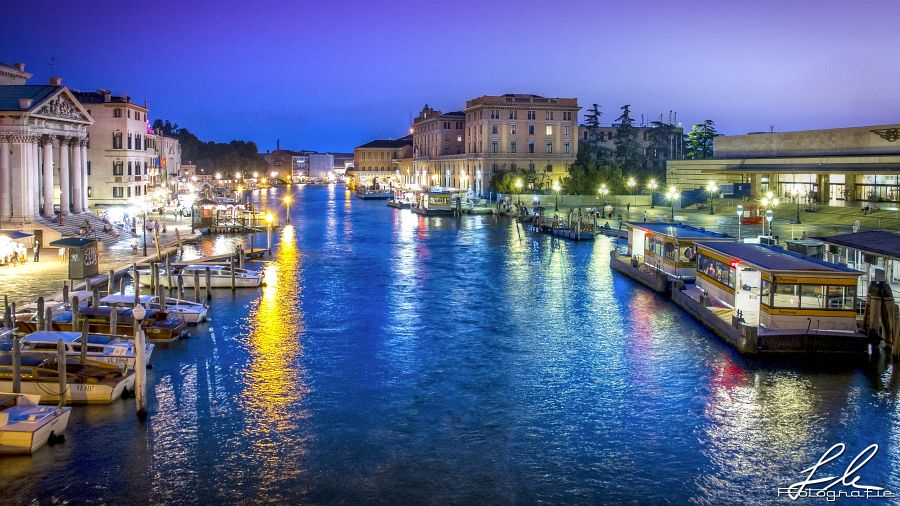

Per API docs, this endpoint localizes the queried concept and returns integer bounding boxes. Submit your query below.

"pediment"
[31,88,94,125]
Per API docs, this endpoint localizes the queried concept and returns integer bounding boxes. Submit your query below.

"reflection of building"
[351,136,412,187]
[667,124,900,204]
[0,68,93,222]
[407,94,580,194]
[75,89,153,206]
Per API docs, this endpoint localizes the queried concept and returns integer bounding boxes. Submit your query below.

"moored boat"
[130,265,263,289]
[16,330,154,370]
[0,354,134,404]
[0,393,71,454]
[100,294,208,324]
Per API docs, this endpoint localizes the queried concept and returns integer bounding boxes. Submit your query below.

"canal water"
[1,184,898,505]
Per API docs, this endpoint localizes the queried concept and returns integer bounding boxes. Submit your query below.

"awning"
[49,237,98,248]
[0,230,34,240]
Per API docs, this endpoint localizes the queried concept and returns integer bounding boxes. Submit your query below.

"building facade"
[0,71,93,223]
[351,136,413,187]
[667,124,900,204]
[579,123,683,174]
[75,90,154,206]
[405,94,579,194]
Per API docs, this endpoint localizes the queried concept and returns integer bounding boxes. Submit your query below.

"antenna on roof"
[769,124,775,133]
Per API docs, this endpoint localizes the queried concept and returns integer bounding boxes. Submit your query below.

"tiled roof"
[0,85,58,111]
[357,135,412,149]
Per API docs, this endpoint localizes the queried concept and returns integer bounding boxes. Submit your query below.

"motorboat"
[0,354,134,404]
[14,290,93,334]
[0,393,71,454]
[130,264,263,288]
[100,294,208,324]
[48,305,187,343]
[16,330,154,370]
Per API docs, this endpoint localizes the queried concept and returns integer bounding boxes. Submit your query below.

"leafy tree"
[685,120,719,159]
[154,118,267,174]
[614,105,643,174]
[563,144,625,195]
[584,103,602,128]
[646,120,677,175]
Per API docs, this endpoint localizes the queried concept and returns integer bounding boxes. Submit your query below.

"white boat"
[130,264,263,288]
[100,294,208,324]
[0,393,71,455]
[0,354,134,404]
[18,330,154,370]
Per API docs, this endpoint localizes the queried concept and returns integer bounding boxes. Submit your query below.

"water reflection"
[240,224,309,496]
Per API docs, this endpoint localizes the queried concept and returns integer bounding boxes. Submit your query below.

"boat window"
[772,283,800,308]
[826,285,856,310]
[697,253,735,289]
[761,280,772,306]
[800,285,825,309]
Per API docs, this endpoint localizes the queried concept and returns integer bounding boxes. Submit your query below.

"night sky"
[2,0,897,152]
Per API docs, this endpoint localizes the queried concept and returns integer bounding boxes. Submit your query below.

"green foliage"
[646,120,677,174]
[153,118,267,174]
[563,146,625,195]
[685,119,719,159]
[613,105,644,174]
[584,104,602,128]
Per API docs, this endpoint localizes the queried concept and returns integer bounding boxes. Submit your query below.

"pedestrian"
[58,247,65,263]
[643,210,648,222]
[626,202,631,213]
[162,224,167,234]
[33,241,40,262]
[131,236,138,254]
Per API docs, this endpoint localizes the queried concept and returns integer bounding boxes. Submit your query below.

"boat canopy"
[100,294,154,305]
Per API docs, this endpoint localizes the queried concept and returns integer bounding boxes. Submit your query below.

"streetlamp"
[283,195,292,223]
[706,181,718,215]
[666,187,679,221]
[552,180,561,212]
[760,195,779,237]
[514,178,523,205]
[647,179,658,208]
[265,212,274,253]
[792,187,804,224]
[737,205,744,242]
[765,209,774,239]
[626,177,636,209]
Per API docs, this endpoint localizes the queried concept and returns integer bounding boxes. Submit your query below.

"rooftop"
[73,90,147,110]
[696,242,859,274]
[815,230,900,259]
[628,222,733,240]
[0,85,58,111]
[356,135,413,149]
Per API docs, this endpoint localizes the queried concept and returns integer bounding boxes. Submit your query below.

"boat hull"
[0,376,132,404]
[0,407,71,455]
[134,272,261,289]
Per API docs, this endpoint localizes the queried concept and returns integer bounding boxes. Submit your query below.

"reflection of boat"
[100,294,208,324]
[0,354,134,404]
[15,330,153,370]
[129,265,263,288]
[0,393,71,454]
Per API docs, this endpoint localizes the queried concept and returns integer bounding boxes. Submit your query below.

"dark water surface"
[1,184,898,505]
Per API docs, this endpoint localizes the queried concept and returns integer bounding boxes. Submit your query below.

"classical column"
[9,134,29,222]
[42,137,54,217]
[29,138,39,219]
[0,135,9,221]
[71,140,83,213]
[58,138,70,215]
[80,142,89,211]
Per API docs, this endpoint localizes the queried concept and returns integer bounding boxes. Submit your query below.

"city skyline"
[2,0,898,152]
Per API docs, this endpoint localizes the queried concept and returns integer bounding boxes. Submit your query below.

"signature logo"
[779,443,894,501]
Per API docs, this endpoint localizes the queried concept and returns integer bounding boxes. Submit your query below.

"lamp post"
[666,187,679,221]
[647,179,658,208]
[265,212,274,253]
[515,178,523,205]
[792,188,804,224]
[706,181,718,215]
[765,209,774,240]
[552,180,561,212]
[283,195,292,223]
[736,205,744,242]
[626,177,636,209]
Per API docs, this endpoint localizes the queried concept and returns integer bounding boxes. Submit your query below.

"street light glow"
[627,177,636,188]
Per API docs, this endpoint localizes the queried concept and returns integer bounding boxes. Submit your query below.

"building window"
[490,109,500,119]
[546,164,553,173]
[510,141,517,153]
[113,187,124,198]
[136,186,141,196]
[563,111,572,121]
[528,141,535,153]
[112,132,122,149]
[545,125,553,136]
[491,141,498,153]
[546,142,553,153]
[443,121,450,129]
[457,134,462,142]
[127,134,132,150]
[527,110,535,120]
[86,161,91,175]
[528,125,535,135]
[127,161,132,175]
[144,162,148,174]
[113,108,122,118]
[564,125,570,136]
[508,110,517,120]
[510,124,516,136]
[491,124,498,135]
[127,187,131,198]
[113,161,123,176]
[564,142,570,154]
[546,111,554,120]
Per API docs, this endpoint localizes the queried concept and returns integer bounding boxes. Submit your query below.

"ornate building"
[351,136,413,187]
[0,69,93,225]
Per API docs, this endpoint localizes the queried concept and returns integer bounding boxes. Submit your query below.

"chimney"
[18,98,32,109]
[99,89,111,103]
[49,76,62,86]
[15,63,25,72]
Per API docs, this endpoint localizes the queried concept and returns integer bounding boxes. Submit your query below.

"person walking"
[32,241,40,262]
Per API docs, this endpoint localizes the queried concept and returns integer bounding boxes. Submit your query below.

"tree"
[584,103,602,128]
[153,118,268,175]
[646,121,677,175]
[614,105,643,175]
[685,120,719,159]
[563,143,625,195]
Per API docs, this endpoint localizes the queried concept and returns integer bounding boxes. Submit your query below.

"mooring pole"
[193,270,201,302]
[134,327,147,418]
[57,340,67,407]
[205,267,212,300]
[36,296,45,330]
[11,335,21,394]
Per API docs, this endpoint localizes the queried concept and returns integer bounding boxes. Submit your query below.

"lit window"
[546,125,553,136]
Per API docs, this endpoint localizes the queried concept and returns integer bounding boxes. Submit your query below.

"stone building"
[74,89,154,206]
[666,124,900,204]
[0,69,93,224]
[351,136,413,187]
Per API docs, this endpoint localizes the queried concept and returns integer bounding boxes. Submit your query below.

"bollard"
[62,282,69,304]
[193,270,201,303]
[230,256,236,291]
[80,319,89,362]
[70,296,79,328]
[57,340,67,407]
[37,296,45,330]
[92,285,101,309]
[158,283,167,312]
[165,256,173,291]
[149,262,156,293]
[11,335,20,394]
[134,328,147,418]
[45,307,53,331]
[205,267,212,300]
[107,269,116,296]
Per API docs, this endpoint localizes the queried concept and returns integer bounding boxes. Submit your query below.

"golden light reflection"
[242,224,309,481]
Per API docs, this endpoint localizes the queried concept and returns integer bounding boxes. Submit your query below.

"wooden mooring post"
[230,256,236,291]
[205,267,212,300]
[57,340,67,407]
[107,269,116,296]
[44,307,52,331]
[36,296,45,330]
[165,256,173,292]
[11,335,21,393]
[134,328,147,419]
[193,270,201,302]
